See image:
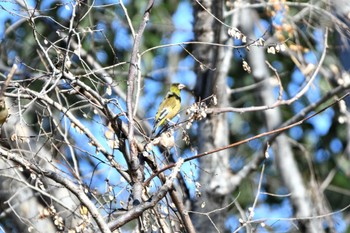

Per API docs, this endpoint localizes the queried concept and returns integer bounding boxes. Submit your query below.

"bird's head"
[170,83,185,95]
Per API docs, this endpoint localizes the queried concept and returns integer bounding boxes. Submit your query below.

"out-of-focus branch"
[207,32,327,114]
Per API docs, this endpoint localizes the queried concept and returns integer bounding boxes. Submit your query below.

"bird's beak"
[178,84,185,89]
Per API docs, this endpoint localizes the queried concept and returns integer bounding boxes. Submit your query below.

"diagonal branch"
[145,89,350,185]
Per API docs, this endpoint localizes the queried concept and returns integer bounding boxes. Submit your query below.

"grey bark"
[192,0,233,232]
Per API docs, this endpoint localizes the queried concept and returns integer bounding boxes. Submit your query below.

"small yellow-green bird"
[0,98,8,125]
[152,83,185,135]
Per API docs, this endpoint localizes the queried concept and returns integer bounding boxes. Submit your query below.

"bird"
[0,99,8,125]
[152,83,185,136]
[0,64,16,126]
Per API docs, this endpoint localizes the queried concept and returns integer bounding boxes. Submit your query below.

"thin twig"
[0,64,17,98]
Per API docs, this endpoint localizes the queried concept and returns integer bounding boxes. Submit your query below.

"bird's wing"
[154,95,177,125]
[157,107,170,122]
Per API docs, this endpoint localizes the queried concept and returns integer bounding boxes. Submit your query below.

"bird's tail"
[151,124,158,137]
[151,128,156,136]
[151,117,162,137]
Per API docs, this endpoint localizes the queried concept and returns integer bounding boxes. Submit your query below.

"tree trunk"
[239,5,324,233]
[192,1,232,232]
